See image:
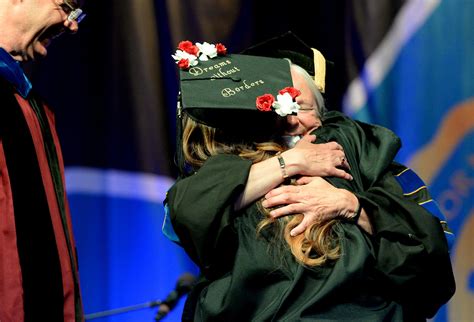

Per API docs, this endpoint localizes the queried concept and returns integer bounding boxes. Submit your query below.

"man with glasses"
[0,1,85,321]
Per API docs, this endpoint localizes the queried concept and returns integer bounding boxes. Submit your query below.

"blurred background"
[26,0,472,321]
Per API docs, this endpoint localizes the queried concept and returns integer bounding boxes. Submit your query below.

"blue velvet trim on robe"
[395,168,454,250]
[0,48,32,98]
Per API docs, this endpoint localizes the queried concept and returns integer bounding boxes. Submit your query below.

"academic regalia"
[0,48,83,322]
[167,111,455,322]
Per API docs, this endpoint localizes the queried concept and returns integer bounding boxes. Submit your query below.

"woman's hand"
[235,135,352,211]
[281,135,352,180]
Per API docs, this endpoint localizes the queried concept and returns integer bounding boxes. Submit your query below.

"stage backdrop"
[343,1,473,321]
[27,0,472,321]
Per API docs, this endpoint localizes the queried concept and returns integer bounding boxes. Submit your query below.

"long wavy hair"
[181,112,340,267]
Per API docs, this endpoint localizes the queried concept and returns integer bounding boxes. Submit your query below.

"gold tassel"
[312,48,326,93]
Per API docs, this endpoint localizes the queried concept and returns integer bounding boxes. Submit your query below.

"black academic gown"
[167,111,455,322]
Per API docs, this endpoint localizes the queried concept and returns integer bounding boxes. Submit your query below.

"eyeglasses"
[60,0,86,24]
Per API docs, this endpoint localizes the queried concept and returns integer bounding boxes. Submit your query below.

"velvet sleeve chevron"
[355,165,455,318]
[391,162,454,250]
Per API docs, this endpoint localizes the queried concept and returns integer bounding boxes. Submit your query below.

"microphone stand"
[85,299,162,320]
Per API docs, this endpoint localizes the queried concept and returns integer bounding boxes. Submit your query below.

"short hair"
[290,63,327,118]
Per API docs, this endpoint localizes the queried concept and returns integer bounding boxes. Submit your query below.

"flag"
[343,1,474,320]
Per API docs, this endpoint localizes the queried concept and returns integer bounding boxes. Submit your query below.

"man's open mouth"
[41,24,66,43]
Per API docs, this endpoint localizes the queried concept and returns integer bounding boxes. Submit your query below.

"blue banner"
[344,1,474,320]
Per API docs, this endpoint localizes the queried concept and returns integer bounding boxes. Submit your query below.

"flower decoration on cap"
[172,40,227,70]
[256,94,275,112]
[256,87,301,117]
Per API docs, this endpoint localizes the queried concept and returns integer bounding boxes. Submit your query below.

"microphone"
[155,273,196,321]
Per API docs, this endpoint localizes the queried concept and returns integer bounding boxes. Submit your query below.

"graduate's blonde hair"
[181,112,340,267]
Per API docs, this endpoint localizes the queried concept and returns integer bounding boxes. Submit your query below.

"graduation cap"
[178,53,294,128]
[173,44,301,175]
[241,31,328,93]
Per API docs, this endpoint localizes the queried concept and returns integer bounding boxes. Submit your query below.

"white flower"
[272,93,301,117]
[196,42,218,61]
[172,50,198,66]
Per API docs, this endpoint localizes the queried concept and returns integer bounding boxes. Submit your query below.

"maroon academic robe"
[0,84,83,321]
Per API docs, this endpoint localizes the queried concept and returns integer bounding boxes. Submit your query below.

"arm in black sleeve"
[357,166,455,318]
[167,154,252,278]
[317,112,455,317]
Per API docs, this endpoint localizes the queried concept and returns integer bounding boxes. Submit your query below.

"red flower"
[216,43,227,56]
[279,87,301,99]
[178,41,199,56]
[177,58,190,69]
[256,94,275,112]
